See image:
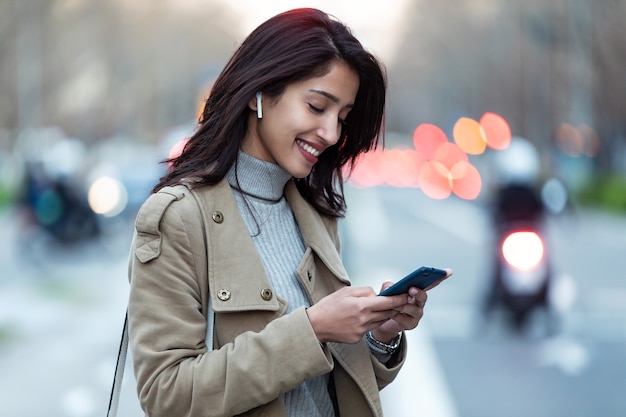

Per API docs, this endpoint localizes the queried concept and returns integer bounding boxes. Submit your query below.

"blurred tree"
[0,0,238,143]
[0,0,624,177]
[0,1,18,134]
[386,0,625,175]
[589,0,626,171]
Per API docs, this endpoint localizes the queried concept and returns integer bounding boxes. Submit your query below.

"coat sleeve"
[370,337,407,390]
[326,216,407,389]
[128,189,334,417]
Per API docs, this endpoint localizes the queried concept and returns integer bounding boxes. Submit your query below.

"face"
[241,60,360,178]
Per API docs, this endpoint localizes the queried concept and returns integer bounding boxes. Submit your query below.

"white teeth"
[297,140,320,157]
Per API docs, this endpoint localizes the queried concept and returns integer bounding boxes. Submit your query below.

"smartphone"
[379,266,448,296]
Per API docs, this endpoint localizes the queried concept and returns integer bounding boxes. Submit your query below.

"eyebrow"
[309,89,354,109]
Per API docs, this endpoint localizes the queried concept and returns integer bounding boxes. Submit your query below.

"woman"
[128,8,446,417]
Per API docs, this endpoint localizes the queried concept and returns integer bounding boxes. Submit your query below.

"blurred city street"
[1,184,625,416]
[345,186,626,417]
[0,208,141,417]
[1,1,625,416]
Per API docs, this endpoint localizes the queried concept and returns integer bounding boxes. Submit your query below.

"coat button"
[260,288,273,301]
[212,211,224,223]
[217,289,231,301]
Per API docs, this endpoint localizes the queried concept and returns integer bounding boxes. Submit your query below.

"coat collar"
[193,178,349,312]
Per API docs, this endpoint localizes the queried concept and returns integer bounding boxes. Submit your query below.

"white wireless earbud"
[256,91,263,119]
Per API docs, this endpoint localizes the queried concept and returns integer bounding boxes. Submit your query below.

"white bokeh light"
[502,231,544,270]
[88,176,128,217]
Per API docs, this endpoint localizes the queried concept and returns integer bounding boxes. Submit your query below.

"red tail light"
[502,231,544,270]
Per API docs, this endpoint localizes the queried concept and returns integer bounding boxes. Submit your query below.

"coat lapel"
[191,179,349,313]
[191,180,280,313]
[285,181,350,284]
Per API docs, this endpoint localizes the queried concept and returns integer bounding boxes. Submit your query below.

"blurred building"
[0,0,624,178]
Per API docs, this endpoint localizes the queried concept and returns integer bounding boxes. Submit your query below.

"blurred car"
[13,129,166,246]
[84,138,167,225]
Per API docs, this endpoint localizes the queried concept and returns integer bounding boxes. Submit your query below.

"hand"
[306,286,411,344]
[371,268,453,343]
[370,285,426,343]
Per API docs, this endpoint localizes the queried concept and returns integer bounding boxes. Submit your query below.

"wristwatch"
[366,331,402,354]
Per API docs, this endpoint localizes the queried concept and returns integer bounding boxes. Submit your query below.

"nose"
[316,115,342,146]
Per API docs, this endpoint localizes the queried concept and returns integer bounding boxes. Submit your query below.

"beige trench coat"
[128,178,407,417]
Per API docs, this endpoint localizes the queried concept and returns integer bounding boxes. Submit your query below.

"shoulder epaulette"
[134,186,187,263]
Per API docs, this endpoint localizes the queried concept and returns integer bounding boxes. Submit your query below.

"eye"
[308,104,324,114]
[309,103,347,128]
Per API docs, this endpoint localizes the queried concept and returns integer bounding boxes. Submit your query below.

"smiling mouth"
[296,139,321,157]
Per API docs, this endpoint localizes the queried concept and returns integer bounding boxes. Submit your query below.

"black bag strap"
[106,311,129,417]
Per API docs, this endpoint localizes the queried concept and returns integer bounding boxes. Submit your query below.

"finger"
[342,285,378,297]
[380,309,420,332]
[393,303,422,319]
[379,280,395,293]
[367,315,396,329]
[369,298,409,313]
[408,288,427,306]
[368,308,402,324]
[394,314,421,330]
[424,268,454,291]
[393,303,425,325]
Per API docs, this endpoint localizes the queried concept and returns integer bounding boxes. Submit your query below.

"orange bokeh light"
[348,150,385,188]
[381,148,424,188]
[168,137,189,166]
[418,161,452,200]
[432,142,468,169]
[413,124,449,160]
[347,147,426,188]
[453,117,487,155]
[555,123,601,157]
[449,161,482,200]
[347,118,490,200]
[480,112,512,150]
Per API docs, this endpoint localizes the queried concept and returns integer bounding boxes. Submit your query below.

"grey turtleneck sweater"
[226,152,335,417]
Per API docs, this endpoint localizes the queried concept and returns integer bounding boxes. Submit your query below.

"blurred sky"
[220,0,413,62]
[108,0,413,61]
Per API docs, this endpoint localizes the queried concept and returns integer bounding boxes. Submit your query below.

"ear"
[248,95,258,112]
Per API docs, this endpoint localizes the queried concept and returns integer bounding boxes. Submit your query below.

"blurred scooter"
[483,138,558,334]
[485,183,552,331]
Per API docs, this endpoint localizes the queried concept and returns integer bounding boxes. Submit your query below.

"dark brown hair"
[155,8,386,217]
